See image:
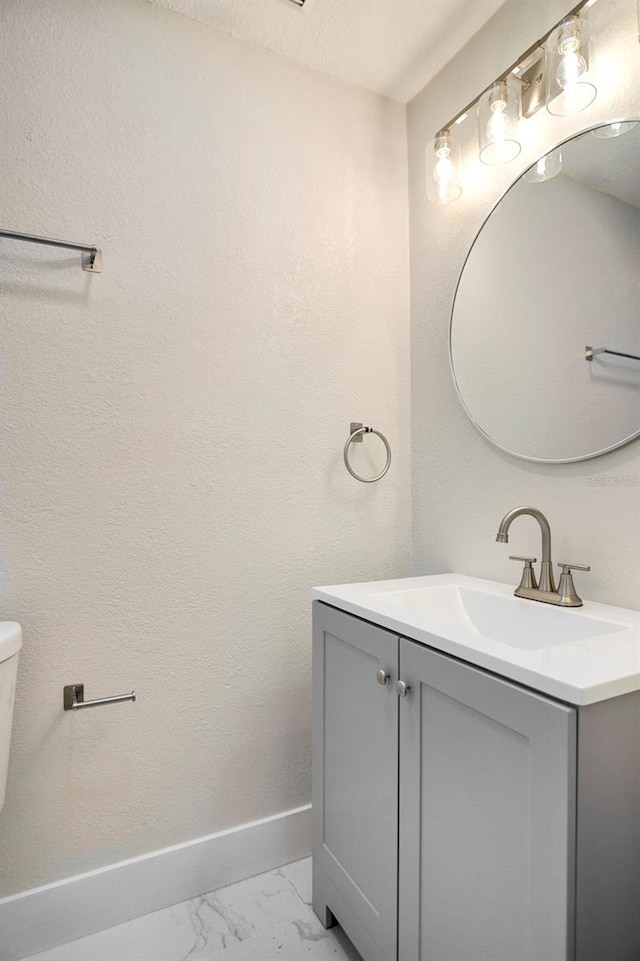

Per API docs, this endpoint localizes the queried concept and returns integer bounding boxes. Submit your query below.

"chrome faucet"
[496,506,590,607]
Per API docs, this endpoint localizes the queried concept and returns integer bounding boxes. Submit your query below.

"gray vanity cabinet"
[397,637,576,961]
[312,601,640,961]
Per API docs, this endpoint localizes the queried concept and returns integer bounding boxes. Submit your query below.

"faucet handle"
[509,556,538,590]
[557,562,590,607]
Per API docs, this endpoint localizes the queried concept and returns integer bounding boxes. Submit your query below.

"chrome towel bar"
[585,345,640,363]
[344,422,391,483]
[0,228,102,272]
[63,684,136,711]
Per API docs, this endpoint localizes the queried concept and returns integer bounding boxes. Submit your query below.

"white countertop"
[312,574,640,706]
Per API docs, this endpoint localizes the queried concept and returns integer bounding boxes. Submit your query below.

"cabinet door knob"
[396,680,410,697]
[376,669,390,686]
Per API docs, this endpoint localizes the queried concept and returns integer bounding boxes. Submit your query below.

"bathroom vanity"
[311,575,640,961]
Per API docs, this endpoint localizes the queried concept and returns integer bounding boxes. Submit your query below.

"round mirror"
[450,120,640,463]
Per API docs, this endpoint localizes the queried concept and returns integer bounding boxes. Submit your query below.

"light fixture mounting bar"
[438,0,596,134]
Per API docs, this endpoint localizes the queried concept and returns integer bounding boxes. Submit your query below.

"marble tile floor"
[21,858,363,961]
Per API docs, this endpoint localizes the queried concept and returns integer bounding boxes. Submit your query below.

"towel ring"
[343,423,392,483]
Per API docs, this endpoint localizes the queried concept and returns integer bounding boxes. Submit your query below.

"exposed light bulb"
[591,121,638,139]
[478,81,521,165]
[485,110,511,164]
[486,107,507,144]
[545,16,596,116]
[426,132,461,204]
[556,50,587,88]
[433,155,455,202]
[524,149,563,183]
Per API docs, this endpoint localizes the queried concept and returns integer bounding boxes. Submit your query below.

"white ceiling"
[151,0,508,103]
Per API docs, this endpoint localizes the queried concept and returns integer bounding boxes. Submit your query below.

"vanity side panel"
[576,691,640,961]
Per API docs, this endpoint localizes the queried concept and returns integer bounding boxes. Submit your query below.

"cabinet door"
[312,602,398,961]
[398,638,576,961]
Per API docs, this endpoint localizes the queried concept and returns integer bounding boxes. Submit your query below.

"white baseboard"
[0,804,311,961]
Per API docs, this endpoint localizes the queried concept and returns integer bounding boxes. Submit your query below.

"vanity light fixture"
[591,120,638,138]
[478,80,522,165]
[426,0,600,203]
[523,147,563,182]
[545,16,596,116]
[426,129,462,204]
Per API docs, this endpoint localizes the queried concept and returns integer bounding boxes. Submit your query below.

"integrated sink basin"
[367,583,626,650]
[312,573,640,704]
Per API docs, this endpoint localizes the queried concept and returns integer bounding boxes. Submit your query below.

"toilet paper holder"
[63,683,136,711]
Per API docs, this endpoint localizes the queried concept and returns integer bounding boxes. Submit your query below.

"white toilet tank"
[0,622,22,814]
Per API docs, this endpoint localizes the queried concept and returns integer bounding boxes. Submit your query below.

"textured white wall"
[0,0,410,895]
[408,0,640,608]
